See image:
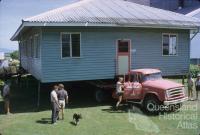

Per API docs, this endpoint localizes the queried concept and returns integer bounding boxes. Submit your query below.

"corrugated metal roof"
[24,0,200,26]
[186,7,200,18]
[11,0,200,41]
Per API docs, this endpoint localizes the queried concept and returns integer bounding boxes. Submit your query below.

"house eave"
[11,21,199,41]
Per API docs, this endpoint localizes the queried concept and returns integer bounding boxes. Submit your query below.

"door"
[123,73,142,100]
[117,40,131,75]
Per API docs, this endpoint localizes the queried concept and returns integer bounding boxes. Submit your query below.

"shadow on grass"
[36,118,52,124]
[0,77,113,115]
[70,121,77,126]
[101,105,129,113]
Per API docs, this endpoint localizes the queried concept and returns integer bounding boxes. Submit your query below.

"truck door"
[123,73,142,100]
[132,73,143,99]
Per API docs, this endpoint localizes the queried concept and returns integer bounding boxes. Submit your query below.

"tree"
[10,50,19,60]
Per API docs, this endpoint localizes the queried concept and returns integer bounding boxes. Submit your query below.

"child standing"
[116,77,124,109]
[187,73,194,100]
[195,74,200,100]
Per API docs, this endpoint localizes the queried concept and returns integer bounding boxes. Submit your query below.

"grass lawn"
[0,77,199,135]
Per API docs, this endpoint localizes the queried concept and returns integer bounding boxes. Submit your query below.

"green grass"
[0,77,199,135]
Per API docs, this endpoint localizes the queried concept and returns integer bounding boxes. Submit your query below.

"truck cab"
[112,68,188,112]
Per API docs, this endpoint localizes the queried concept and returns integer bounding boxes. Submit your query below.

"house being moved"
[11,0,200,83]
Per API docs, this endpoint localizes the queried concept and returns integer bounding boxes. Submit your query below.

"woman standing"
[195,74,200,100]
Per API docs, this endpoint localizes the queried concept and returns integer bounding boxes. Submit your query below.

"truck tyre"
[143,96,161,114]
[95,89,106,103]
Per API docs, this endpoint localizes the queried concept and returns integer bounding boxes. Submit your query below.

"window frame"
[28,36,32,58]
[33,34,40,59]
[162,33,178,56]
[19,40,23,57]
[60,32,81,59]
[31,36,35,58]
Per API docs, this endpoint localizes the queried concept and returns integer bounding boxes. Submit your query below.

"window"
[162,34,177,56]
[19,40,23,57]
[31,37,34,58]
[21,41,25,57]
[61,33,80,58]
[34,35,40,58]
[71,34,80,57]
[28,38,32,57]
[25,40,28,57]
[118,40,129,53]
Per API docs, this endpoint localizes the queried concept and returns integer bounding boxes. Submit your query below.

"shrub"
[189,64,200,77]
[9,59,20,67]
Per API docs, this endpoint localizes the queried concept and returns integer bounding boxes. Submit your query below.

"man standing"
[2,80,11,115]
[50,85,60,124]
[57,84,68,120]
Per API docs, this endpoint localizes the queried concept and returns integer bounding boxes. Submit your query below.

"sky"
[0,0,76,52]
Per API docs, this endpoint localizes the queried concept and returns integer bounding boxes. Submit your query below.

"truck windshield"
[143,72,162,81]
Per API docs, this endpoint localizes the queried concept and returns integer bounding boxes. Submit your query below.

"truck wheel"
[95,89,106,103]
[143,96,161,114]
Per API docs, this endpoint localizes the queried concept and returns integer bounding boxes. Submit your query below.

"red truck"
[112,69,188,113]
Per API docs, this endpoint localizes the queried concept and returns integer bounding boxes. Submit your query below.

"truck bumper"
[164,97,188,106]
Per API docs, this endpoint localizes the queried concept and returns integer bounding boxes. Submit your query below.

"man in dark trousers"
[50,85,60,124]
[2,80,11,115]
[57,84,68,120]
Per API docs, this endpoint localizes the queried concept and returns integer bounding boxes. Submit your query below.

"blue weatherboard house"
[11,0,200,83]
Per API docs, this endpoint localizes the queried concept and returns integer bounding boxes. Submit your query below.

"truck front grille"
[167,88,184,100]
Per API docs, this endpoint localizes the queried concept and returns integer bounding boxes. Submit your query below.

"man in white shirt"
[50,85,60,124]
[3,80,11,114]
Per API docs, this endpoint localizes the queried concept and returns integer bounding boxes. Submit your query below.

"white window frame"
[34,34,40,59]
[21,40,25,57]
[28,36,33,58]
[60,32,81,59]
[25,40,28,57]
[162,33,178,56]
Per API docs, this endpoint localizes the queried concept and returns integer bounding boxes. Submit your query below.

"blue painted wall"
[38,27,190,83]
[19,28,42,80]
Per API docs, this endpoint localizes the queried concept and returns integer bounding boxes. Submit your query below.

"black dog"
[73,113,82,125]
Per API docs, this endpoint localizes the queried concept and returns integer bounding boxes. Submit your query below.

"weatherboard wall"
[40,27,190,83]
[20,28,42,80]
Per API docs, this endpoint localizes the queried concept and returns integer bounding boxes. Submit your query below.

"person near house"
[195,74,200,100]
[57,84,68,120]
[116,77,124,109]
[187,73,194,100]
[2,80,11,114]
[50,85,60,124]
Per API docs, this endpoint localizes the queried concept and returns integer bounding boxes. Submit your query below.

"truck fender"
[142,92,162,103]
